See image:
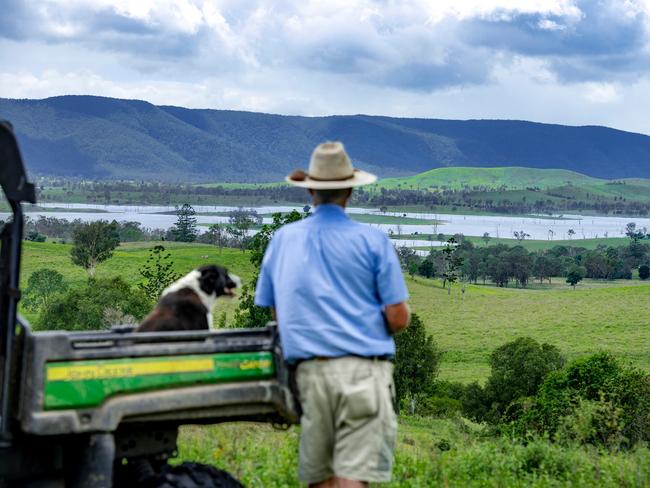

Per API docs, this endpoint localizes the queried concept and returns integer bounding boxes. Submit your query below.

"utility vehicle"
[0,120,299,487]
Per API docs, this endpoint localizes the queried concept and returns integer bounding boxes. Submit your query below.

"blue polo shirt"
[254,204,408,362]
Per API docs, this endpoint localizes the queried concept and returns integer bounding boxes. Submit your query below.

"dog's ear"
[198,265,221,296]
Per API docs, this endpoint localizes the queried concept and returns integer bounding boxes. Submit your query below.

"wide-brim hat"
[286,141,377,189]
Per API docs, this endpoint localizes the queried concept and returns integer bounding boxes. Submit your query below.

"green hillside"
[376,167,605,190]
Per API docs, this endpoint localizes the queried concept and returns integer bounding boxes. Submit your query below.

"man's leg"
[332,359,397,484]
[297,361,336,485]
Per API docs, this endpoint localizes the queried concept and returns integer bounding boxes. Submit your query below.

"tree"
[70,221,120,276]
[513,230,530,242]
[639,264,650,280]
[235,210,306,328]
[22,269,68,312]
[566,264,586,289]
[396,246,419,278]
[227,208,262,249]
[567,229,576,240]
[533,255,554,283]
[482,232,491,246]
[393,313,441,407]
[625,222,646,242]
[441,237,463,294]
[199,223,229,250]
[171,204,198,242]
[417,259,435,278]
[138,245,180,301]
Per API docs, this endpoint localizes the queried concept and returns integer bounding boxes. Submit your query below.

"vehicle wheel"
[133,461,244,488]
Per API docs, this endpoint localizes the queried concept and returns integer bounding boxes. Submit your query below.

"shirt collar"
[313,203,349,219]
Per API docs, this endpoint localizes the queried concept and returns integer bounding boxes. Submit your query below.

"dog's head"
[197,265,241,298]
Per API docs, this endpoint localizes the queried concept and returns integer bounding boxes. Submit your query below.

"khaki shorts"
[295,356,398,484]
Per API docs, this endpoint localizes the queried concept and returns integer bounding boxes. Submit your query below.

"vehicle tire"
[136,461,244,488]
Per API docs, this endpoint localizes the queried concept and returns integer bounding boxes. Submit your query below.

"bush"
[22,268,67,312]
[36,277,152,331]
[399,393,461,417]
[394,313,442,407]
[639,264,650,280]
[464,337,565,424]
[512,353,650,449]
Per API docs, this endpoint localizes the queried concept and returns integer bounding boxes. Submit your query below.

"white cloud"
[537,19,566,30]
[2,0,650,135]
[582,82,620,103]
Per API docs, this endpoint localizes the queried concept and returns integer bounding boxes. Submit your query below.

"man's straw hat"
[286,142,377,189]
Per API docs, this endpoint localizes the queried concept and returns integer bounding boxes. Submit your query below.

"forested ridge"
[3,95,650,182]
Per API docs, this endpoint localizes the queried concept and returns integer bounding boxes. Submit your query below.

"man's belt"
[312,354,393,362]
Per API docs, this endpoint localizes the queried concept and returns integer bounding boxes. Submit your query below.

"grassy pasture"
[21,241,650,383]
[406,276,650,383]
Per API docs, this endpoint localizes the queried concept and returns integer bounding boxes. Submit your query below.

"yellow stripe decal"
[47,358,214,382]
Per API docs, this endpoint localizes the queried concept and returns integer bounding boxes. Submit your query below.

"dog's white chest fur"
[162,270,218,327]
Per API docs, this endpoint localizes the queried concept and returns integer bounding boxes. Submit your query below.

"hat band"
[309,169,358,182]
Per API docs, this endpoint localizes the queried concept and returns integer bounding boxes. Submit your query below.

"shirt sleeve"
[376,234,409,306]
[254,237,276,307]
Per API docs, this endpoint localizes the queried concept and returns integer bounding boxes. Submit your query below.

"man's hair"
[311,188,352,205]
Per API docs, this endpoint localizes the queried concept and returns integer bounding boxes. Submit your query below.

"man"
[255,142,410,487]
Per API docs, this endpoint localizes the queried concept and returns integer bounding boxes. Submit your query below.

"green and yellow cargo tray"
[45,351,275,410]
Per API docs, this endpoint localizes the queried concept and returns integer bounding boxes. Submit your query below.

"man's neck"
[313,201,348,209]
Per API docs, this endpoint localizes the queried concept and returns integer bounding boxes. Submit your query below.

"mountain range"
[1,95,650,183]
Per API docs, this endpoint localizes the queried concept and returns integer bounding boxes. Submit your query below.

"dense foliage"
[36,276,151,331]
[512,353,650,449]
[461,338,565,424]
[398,236,650,287]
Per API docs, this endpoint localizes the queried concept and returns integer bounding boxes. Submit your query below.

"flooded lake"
[4,202,648,245]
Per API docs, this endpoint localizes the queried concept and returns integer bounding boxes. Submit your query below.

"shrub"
[22,268,67,312]
[138,245,180,301]
[639,264,650,280]
[394,313,442,407]
[513,353,650,449]
[36,277,152,331]
[465,337,565,424]
[400,393,462,417]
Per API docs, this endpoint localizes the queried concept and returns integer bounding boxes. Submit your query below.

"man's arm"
[384,301,410,334]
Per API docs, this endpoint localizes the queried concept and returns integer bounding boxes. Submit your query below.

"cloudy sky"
[2,0,650,133]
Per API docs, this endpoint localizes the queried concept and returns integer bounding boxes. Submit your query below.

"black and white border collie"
[137,265,241,332]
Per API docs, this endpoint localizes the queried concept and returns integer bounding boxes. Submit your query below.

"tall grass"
[177,418,650,487]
